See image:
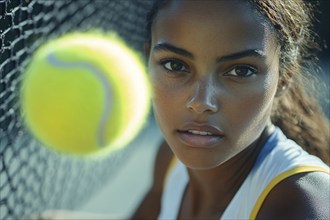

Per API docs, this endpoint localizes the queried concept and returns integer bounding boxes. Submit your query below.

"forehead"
[152,0,277,54]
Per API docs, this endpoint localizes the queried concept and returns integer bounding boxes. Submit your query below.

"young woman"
[132,0,330,219]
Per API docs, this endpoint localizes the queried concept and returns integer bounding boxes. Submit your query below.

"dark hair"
[146,0,330,165]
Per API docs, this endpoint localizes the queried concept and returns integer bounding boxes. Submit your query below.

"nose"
[186,78,219,114]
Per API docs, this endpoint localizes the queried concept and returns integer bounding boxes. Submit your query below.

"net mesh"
[0,0,153,219]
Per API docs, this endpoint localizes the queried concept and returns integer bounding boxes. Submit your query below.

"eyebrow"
[153,43,194,59]
[153,42,266,62]
[216,49,266,63]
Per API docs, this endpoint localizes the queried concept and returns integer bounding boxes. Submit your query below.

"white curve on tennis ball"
[47,53,113,148]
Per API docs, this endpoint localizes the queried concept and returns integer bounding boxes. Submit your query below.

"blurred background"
[0,0,329,219]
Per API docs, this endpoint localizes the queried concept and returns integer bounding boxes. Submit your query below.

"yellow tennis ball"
[20,32,151,156]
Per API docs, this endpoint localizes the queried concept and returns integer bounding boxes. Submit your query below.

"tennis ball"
[20,32,151,156]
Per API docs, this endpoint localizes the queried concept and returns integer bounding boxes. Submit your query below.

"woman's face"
[148,0,280,169]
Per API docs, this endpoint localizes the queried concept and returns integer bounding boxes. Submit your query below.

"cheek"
[226,73,278,139]
[151,82,183,143]
[150,74,177,127]
[152,83,171,115]
[149,63,185,118]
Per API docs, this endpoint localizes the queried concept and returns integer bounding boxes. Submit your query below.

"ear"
[275,76,291,97]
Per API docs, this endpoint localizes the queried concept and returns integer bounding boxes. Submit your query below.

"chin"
[177,154,229,170]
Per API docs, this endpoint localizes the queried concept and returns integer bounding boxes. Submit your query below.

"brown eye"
[161,59,189,72]
[225,65,257,77]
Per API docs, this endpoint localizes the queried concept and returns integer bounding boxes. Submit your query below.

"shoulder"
[257,171,330,220]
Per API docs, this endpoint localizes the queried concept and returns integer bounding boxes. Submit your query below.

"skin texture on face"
[148,0,280,170]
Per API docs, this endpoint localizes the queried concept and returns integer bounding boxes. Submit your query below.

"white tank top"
[158,128,330,220]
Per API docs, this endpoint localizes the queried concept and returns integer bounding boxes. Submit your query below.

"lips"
[177,122,224,148]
